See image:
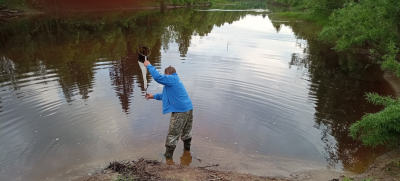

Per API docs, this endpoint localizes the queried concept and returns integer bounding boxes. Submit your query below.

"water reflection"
[0,8,253,107]
[109,40,161,113]
[0,4,397,181]
[0,57,18,91]
[269,16,394,172]
[59,60,94,102]
[180,150,192,166]
[164,150,192,166]
[36,0,159,11]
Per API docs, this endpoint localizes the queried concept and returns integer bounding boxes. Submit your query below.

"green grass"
[212,0,229,4]
[343,177,374,181]
[115,175,135,181]
[275,11,330,26]
[0,0,27,10]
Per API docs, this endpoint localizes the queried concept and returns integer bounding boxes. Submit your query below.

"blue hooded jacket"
[146,64,193,114]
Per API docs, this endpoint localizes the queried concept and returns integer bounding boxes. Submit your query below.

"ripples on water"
[0,6,396,181]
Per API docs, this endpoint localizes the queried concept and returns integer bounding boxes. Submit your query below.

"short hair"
[164,66,176,75]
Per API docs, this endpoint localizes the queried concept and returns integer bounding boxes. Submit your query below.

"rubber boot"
[164,146,175,159]
[183,138,191,151]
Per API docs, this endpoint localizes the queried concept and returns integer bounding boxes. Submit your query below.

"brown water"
[0,4,396,181]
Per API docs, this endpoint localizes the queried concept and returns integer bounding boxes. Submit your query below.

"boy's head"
[164,66,176,75]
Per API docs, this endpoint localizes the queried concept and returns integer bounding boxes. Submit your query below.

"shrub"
[349,93,400,147]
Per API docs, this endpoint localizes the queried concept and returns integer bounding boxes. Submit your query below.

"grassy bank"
[0,0,28,11]
[274,11,330,26]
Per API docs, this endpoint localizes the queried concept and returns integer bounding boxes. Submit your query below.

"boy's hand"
[145,93,153,99]
[144,60,150,67]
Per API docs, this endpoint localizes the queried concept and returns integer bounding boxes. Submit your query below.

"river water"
[0,3,396,181]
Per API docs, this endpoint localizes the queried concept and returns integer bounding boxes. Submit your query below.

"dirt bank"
[75,158,291,181]
[73,158,293,181]
[72,148,399,181]
[349,148,400,181]
[72,148,400,181]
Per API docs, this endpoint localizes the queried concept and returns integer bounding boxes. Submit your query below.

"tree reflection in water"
[109,40,161,114]
[270,15,394,172]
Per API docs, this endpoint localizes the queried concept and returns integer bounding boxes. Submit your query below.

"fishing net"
[137,46,150,92]
[138,46,151,62]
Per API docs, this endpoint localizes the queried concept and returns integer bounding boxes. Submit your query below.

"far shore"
[0,3,211,21]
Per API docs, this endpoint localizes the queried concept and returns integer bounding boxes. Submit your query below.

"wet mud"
[74,148,400,181]
[75,158,291,181]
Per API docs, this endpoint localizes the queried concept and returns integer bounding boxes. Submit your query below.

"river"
[0,3,396,181]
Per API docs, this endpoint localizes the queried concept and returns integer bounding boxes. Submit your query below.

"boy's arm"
[153,93,162,100]
[145,93,162,100]
[144,61,174,86]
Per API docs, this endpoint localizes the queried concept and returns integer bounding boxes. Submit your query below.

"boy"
[144,60,193,159]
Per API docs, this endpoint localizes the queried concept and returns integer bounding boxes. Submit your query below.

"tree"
[320,0,400,76]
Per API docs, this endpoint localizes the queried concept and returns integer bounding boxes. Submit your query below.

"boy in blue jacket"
[144,60,193,159]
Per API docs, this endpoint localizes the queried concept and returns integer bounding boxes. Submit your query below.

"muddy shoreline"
[74,149,400,181]
[74,158,292,181]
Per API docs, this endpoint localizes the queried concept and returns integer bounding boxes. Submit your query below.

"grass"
[343,177,374,181]
[275,10,330,26]
[212,0,229,4]
[391,159,400,167]
[115,174,135,181]
[385,159,400,176]
[0,0,26,10]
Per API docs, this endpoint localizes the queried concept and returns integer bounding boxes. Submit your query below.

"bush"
[320,0,400,76]
[349,93,400,147]
[266,0,346,12]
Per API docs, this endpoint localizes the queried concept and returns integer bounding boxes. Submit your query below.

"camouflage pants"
[165,109,193,148]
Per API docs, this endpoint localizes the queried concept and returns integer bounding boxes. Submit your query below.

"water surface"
[0,4,396,181]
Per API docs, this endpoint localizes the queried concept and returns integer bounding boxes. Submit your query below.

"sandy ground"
[73,149,400,181]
